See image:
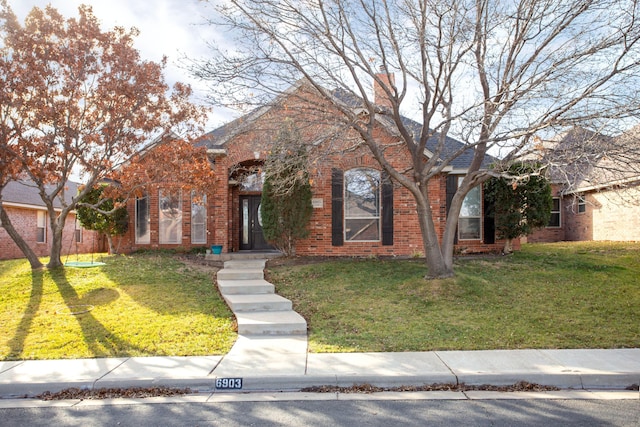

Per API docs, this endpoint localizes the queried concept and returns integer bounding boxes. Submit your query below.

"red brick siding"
[0,206,104,260]
[116,85,509,255]
[526,185,566,243]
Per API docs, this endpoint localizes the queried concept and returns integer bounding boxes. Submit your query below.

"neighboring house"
[528,126,640,243]
[0,180,104,260]
[117,77,511,256]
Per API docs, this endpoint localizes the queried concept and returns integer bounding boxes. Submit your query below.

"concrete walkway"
[0,259,638,399]
[213,259,308,379]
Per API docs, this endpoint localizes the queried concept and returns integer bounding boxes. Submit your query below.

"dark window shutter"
[446,175,458,244]
[381,172,394,246]
[331,168,344,246]
[483,186,495,244]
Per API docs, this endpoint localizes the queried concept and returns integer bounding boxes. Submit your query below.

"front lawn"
[267,242,640,352]
[0,253,235,360]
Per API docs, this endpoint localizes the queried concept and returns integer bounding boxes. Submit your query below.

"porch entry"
[239,195,273,250]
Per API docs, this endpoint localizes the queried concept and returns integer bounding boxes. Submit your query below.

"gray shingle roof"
[196,83,487,170]
[2,180,81,209]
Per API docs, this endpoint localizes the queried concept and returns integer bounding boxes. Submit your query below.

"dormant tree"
[194,0,640,278]
[0,3,211,269]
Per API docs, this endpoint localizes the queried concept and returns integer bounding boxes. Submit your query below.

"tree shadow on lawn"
[6,271,43,359]
[47,267,143,358]
[100,253,230,317]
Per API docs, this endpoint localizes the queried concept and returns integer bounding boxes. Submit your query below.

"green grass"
[267,242,640,353]
[0,253,235,361]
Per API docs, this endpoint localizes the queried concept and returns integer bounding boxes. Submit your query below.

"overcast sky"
[8,0,235,128]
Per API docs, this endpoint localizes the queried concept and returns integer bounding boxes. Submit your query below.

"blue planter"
[211,245,223,254]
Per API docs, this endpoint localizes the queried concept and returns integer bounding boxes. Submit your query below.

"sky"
[8,0,235,129]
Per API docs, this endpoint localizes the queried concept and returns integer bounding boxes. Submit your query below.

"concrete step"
[224,259,266,270]
[223,294,292,312]
[205,252,282,262]
[217,279,274,295]
[235,311,307,336]
[217,268,264,281]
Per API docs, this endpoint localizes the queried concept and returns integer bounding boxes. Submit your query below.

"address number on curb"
[215,378,243,389]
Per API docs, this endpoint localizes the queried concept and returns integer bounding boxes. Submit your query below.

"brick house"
[528,127,640,243]
[117,79,511,256]
[0,180,104,260]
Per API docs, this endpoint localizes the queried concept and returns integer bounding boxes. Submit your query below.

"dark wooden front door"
[239,195,272,250]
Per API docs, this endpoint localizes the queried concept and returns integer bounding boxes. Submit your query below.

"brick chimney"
[373,69,395,109]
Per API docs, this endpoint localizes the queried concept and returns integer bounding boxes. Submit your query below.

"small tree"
[261,122,313,256]
[76,185,128,255]
[484,163,552,254]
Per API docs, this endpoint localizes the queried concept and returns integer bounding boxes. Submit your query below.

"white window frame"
[458,178,482,240]
[547,197,561,228]
[135,194,150,244]
[159,189,182,244]
[344,168,381,242]
[75,220,83,243]
[36,210,47,243]
[577,196,586,214]
[191,191,207,244]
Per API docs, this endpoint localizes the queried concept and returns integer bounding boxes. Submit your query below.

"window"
[191,192,207,244]
[36,211,46,243]
[458,178,481,240]
[344,168,380,241]
[75,220,82,243]
[135,194,150,244]
[159,189,182,244]
[577,196,586,214]
[548,197,561,227]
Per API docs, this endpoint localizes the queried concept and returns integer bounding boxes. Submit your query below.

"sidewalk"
[1,347,638,398]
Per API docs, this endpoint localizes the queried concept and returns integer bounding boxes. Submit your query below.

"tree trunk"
[503,238,513,254]
[46,211,69,269]
[0,205,43,269]
[46,223,65,269]
[415,198,454,279]
[106,234,116,254]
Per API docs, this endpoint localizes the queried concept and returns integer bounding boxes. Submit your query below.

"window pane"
[460,186,481,217]
[344,169,380,241]
[159,189,182,244]
[578,196,586,213]
[345,169,380,217]
[458,180,481,240]
[458,218,481,240]
[345,218,380,241]
[36,211,46,243]
[191,192,207,244]
[547,197,561,227]
[135,195,150,244]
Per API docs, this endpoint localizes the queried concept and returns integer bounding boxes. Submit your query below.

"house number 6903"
[215,378,243,389]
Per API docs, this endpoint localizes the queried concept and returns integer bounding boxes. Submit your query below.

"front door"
[239,195,272,250]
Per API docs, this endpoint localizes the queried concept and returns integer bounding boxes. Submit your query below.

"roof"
[544,126,640,193]
[2,179,81,210]
[196,81,487,171]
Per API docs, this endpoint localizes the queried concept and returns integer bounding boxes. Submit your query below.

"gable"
[195,81,486,171]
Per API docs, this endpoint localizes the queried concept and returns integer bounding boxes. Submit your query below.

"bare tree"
[193,0,640,278]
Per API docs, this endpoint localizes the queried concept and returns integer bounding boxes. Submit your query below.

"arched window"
[344,168,381,241]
